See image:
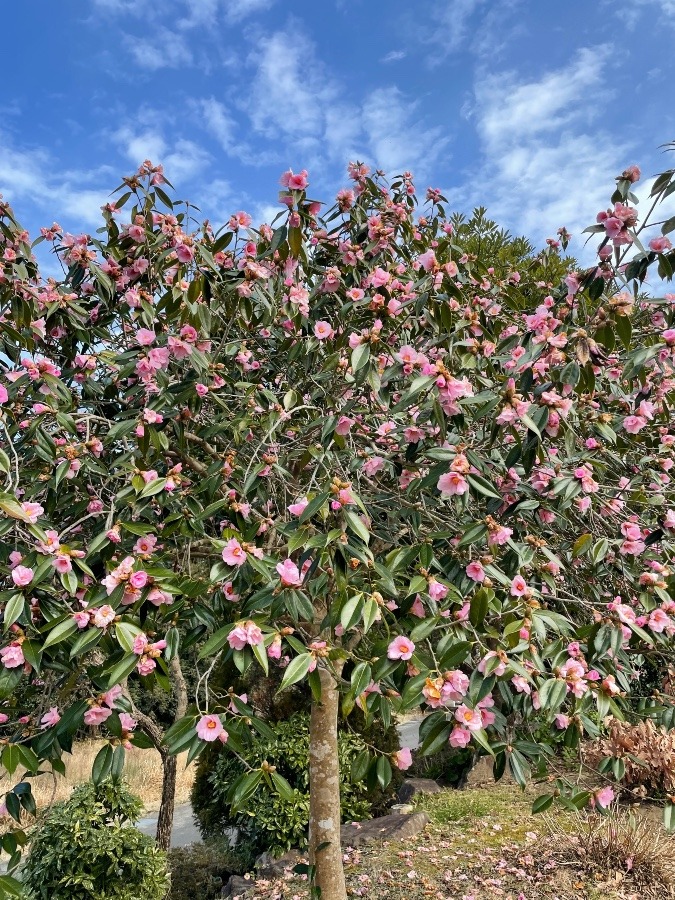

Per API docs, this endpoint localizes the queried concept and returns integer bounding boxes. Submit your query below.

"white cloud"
[381,50,407,63]
[461,46,628,252]
[125,28,193,70]
[421,0,487,60]
[222,0,276,22]
[361,87,450,179]
[0,136,110,229]
[247,30,340,145]
[195,98,237,151]
[112,117,212,182]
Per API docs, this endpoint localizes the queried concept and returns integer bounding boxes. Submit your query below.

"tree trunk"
[155,751,177,851]
[309,663,347,900]
[126,655,188,851]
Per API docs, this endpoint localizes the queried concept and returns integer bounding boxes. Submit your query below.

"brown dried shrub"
[584,718,675,797]
[547,810,675,898]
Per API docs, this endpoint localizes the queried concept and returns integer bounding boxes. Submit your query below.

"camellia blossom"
[387,636,415,660]
[196,714,225,742]
[276,559,303,587]
[394,747,413,770]
[40,707,60,728]
[83,705,112,727]
[222,538,247,567]
[437,471,468,496]
[11,565,34,587]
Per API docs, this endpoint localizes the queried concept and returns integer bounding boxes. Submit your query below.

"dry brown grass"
[6,741,194,815]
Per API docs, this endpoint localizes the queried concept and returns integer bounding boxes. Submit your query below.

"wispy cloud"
[112,114,212,182]
[361,87,450,179]
[381,50,407,63]
[461,46,627,250]
[125,28,194,70]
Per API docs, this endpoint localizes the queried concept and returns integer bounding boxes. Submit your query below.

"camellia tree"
[2,152,675,899]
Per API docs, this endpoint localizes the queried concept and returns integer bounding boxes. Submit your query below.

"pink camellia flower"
[554,714,570,730]
[129,570,148,590]
[228,620,264,650]
[222,538,247,567]
[40,707,60,728]
[119,712,137,732]
[73,610,90,628]
[195,383,209,397]
[466,561,485,583]
[387,636,415,661]
[449,726,472,748]
[649,608,671,633]
[288,497,309,516]
[93,606,116,628]
[649,236,672,254]
[280,168,309,191]
[52,555,73,574]
[83,705,112,727]
[623,415,647,434]
[594,786,615,808]
[0,644,25,669]
[132,634,149,655]
[454,704,483,732]
[427,579,448,601]
[135,328,156,346]
[276,559,303,587]
[437,471,468,496]
[147,588,172,607]
[314,321,334,340]
[394,747,413,770]
[11,566,34,587]
[0,713,8,724]
[335,416,355,435]
[20,502,44,523]
[196,714,224,742]
[510,574,528,597]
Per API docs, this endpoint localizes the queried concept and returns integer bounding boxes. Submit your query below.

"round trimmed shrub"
[22,780,169,900]
[191,711,397,858]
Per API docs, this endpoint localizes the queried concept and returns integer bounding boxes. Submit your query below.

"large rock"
[221,874,256,897]
[341,811,430,847]
[397,777,442,803]
[257,812,431,878]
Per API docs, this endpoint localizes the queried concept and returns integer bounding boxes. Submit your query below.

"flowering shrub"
[21,779,168,900]
[2,154,675,897]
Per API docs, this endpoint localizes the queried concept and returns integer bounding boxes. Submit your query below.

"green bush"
[192,712,397,858]
[167,838,255,900]
[22,780,169,900]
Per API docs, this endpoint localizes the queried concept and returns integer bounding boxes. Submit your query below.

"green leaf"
[105,654,139,688]
[299,491,329,524]
[3,595,25,631]
[344,509,370,544]
[466,474,501,500]
[278,653,312,691]
[572,533,592,558]
[197,625,232,660]
[376,754,392,789]
[351,343,371,372]
[665,802,675,832]
[350,662,372,698]
[532,793,554,814]
[270,771,295,802]
[115,621,143,653]
[42,617,78,650]
[92,743,113,785]
[340,594,362,631]
[469,588,490,627]
[252,639,269,676]
[138,477,168,498]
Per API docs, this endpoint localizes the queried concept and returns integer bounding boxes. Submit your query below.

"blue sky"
[2,0,674,261]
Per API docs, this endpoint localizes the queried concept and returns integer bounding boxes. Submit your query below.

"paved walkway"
[137,715,425,847]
